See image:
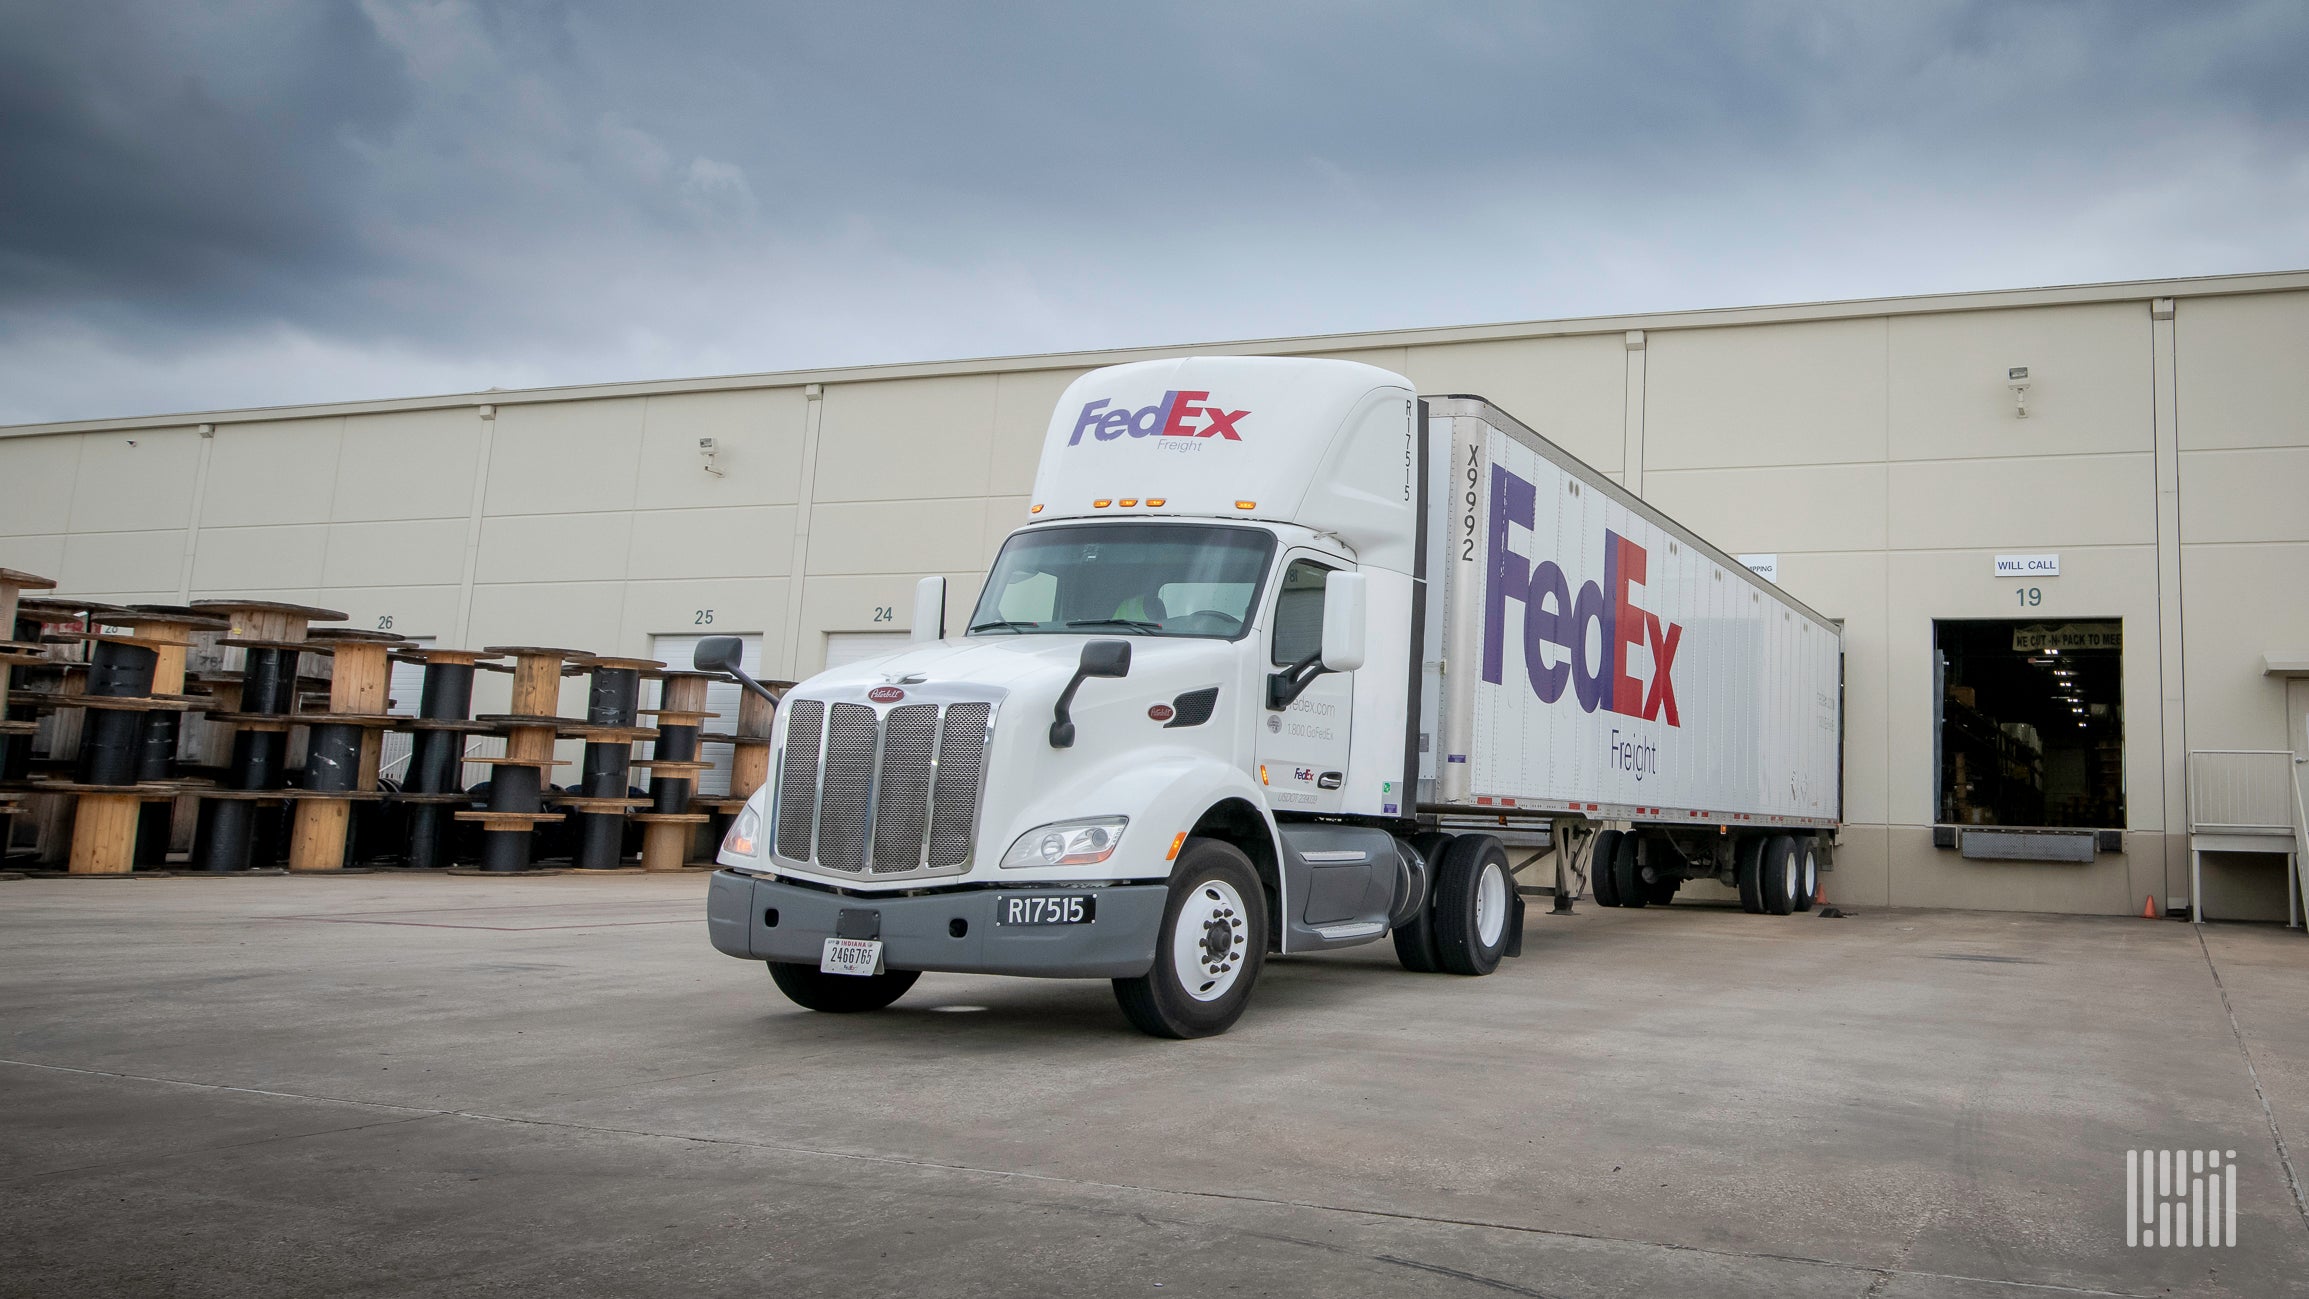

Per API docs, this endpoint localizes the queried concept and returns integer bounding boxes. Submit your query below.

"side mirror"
[1320,571,1367,672]
[1268,569,1365,709]
[692,636,744,674]
[692,636,780,705]
[1078,640,1132,679]
[911,575,946,644]
[1050,639,1131,748]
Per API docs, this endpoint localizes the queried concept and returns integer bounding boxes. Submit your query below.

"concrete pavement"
[2,873,2305,1297]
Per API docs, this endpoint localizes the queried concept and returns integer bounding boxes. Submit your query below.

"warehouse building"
[3,270,2305,920]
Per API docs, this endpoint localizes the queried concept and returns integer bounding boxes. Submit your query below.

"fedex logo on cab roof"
[1068,391,1248,445]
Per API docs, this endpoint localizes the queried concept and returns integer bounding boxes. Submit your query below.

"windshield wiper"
[968,620,1041,634]
[1064,618,1161,634]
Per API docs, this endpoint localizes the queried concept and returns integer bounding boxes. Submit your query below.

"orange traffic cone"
[2142,894,2160,919]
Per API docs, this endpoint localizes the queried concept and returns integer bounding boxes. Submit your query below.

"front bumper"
[707,870,1168,979]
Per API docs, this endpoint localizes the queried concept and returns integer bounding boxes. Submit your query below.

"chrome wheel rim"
[1782,852,1798,902]
[1801,850,1817,901]
[1475,860,1508,947]
[1173,877,1249,1002]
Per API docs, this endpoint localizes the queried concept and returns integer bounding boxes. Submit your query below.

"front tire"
[766,962,920,1013]
[1432,834,1515,976]
[1113,839,1267,1038]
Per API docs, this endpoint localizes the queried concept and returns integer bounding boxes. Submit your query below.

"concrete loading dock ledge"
[5,270,2306,921]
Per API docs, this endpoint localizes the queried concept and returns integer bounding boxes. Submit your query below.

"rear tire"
[766,962,920,1013]
[1735,836,1767,914]
[1793,840,1819,912]
[1391,831,1450,973]
[1643,872,1680,906]
[1432,835,1515,976]
[1762,835,1799,915]
[1113,839,1267,1038]
[1613,833,1647,909]
[1589,829,1624,907]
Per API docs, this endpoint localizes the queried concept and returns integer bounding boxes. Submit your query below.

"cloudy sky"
[2,1,2304,424]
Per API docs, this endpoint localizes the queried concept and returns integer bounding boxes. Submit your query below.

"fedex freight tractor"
[702,357,1842,1038]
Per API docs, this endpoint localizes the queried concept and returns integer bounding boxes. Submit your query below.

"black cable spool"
[74,641,157,787]
[573,665,641,870]
[403,660,475,869]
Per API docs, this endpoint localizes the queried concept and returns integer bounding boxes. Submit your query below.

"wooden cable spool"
[454,646,586,871]
[637,672,717,872]
[0,569,59,844]
[187,599,347,872]
[564,654,662,870]
[391,647,502,869]
[286,629,409,872]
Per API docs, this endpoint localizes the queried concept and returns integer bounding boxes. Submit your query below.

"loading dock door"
[1935,619,2124,829]
[822,631,908,673]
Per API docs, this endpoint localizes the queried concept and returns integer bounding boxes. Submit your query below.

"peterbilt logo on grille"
[867,685,906,703]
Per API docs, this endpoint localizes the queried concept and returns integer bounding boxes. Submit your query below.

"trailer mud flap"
[1505,891,1525,957]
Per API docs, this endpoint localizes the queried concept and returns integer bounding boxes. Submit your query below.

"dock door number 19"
[2016,587,2042,607]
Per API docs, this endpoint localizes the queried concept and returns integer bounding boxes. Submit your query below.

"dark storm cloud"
[0,1,2305,421]
[0,3,408,324]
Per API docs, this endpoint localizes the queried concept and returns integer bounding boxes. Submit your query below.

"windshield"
[968,523,1276,640]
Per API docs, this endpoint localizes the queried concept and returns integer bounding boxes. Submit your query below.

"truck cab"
[705,357,1520,1037]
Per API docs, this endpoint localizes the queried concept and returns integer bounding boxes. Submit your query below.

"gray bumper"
[707,870,1168,979]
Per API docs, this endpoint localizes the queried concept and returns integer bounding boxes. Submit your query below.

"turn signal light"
[1166,831,1187,861]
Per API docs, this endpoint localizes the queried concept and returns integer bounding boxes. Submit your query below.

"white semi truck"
[703,357,1842,1037]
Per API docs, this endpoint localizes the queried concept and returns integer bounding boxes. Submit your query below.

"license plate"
[995,894,1097,926]
[820,937,884,976]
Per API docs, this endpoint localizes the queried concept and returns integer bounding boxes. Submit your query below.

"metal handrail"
[2187,750,2299,836]
[2292,755,2309,929]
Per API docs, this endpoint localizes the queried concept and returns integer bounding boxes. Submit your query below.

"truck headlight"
[1001,817,1128,868]
[722,803,762,857]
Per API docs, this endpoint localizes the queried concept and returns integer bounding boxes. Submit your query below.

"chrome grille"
[815,703,878,872]
[870,705,938,871]
[774,694,994,879]
[928,702,991,867]
[774,699,824,860]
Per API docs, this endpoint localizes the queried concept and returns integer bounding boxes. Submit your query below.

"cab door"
[1254,554,1355,816]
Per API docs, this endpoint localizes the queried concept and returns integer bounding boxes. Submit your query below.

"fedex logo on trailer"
[1068,391,1249,445]
[1482,464,1682,725]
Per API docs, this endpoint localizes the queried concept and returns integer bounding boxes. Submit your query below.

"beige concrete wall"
[4,278,2305,917]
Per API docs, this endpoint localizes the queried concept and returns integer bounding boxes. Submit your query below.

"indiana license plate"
[820,937,884,976]
[995,894,1097,926]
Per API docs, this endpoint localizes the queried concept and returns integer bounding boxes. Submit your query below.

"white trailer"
[1419,396,1843,913]
[703,358,1844,1037]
